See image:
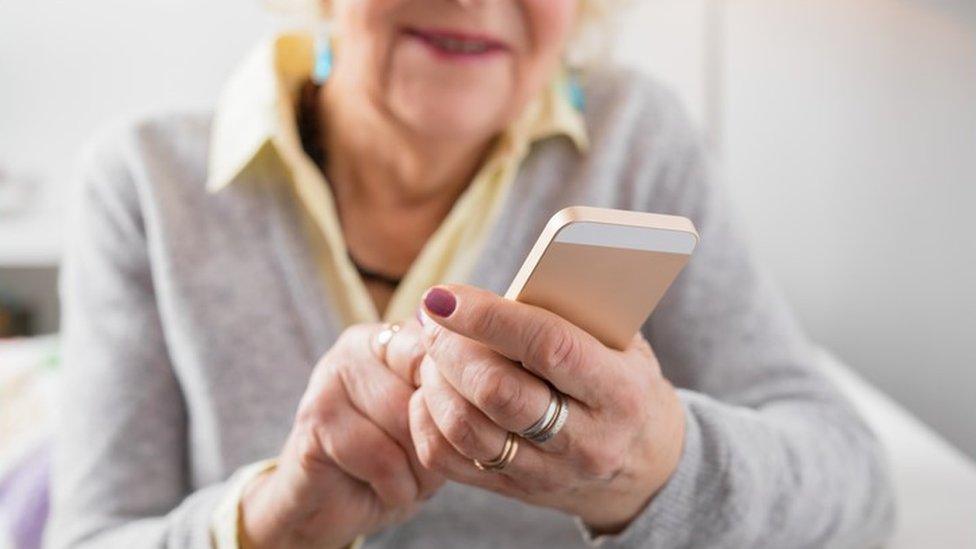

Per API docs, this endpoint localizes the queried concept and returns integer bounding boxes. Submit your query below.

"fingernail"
[415,306,425,326]
[423,287,456,318]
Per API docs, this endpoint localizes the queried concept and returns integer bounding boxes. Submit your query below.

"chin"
[391,89,511,143]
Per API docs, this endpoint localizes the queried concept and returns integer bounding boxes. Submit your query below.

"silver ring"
[531,392,568,444]
[520,384,559,440]
[521,385,569,444]
[375,323,401,364]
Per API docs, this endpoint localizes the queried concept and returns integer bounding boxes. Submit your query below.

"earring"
[313,30,333,84]
[565,69,586,112]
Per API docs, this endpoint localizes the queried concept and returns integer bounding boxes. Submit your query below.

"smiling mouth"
[403,27,509,58]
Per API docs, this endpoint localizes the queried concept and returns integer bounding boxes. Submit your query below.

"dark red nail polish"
[424,287,456,317]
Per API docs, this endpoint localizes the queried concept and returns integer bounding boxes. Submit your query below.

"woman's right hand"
[241,319,443,549]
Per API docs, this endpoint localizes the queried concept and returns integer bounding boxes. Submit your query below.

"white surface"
[721,0,976,457]
[555,222,698,254]
[820,349,976,547]
[0,210,63,267]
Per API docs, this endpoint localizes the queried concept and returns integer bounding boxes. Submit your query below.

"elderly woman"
[48,1,895,548]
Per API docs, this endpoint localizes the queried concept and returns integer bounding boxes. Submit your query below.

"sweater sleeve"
[577,119,896,548]
[47,128,230,548]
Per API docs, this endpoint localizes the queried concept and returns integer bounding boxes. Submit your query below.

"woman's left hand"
[408,284,686,534]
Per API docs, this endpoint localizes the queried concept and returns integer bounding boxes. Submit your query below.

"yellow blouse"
[207,31,587,547]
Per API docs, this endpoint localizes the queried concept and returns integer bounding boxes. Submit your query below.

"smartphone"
[504,206,699,350]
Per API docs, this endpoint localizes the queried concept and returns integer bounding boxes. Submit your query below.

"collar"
[207,31,588,193]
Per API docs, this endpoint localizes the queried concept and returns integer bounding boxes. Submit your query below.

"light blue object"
[313,35,333,83]
[566,71,586,112]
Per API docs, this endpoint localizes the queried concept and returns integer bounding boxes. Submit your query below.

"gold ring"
[473,432,519,472]
[374,323,401,364]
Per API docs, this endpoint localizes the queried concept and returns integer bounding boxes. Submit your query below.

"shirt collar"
[207,31,588,193]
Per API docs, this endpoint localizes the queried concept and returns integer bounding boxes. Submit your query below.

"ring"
[520,383,560,440]
[473,432,519,472]
[374,322,401,364]
[533,392,568,444]
[520,385,568,444]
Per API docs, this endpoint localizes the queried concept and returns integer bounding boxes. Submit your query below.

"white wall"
[0,0,275,176]
[721,0,976,456]
[612,0,709,131]
[0,0,274,243]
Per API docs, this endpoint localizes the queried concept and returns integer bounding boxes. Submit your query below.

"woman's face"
[329,0,579,142]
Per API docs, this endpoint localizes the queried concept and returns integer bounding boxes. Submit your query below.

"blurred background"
[1,0,973,461]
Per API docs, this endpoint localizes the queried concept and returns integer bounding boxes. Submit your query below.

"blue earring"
[313,33,333,84]
[566,70,586,112]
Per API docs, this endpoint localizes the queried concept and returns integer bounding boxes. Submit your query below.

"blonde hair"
[263,0,628,67]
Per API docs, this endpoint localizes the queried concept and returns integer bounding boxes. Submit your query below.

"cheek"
[521,0,577,61]
[331,0,400,84]
[510,0,578,98]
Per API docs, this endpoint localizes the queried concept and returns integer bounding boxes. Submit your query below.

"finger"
[337,325,444,496]
[408,389,531,497]
[409,388,501,487]
[338,326,415,447]
[420,284,620,405]
[309,390,419,509]
[409,386,570,501]
[381,318,426,388]
[419,356,513,461]
[420,327,564,440]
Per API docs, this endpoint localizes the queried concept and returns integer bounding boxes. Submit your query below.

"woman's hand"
[410,285,686,534]
[241,321,444,549]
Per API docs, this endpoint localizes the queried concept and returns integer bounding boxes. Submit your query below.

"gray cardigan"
[49,68,895,548]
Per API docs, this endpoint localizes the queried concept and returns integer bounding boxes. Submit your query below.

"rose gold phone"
[505,206,699,350]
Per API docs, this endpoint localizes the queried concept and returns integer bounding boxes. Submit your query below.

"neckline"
[299,79,406,291]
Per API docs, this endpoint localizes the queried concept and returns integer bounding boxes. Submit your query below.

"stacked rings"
[520,383,569,444]
[474,432,520,472]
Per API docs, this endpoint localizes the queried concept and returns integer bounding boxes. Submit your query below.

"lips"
[403,27,509,59]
